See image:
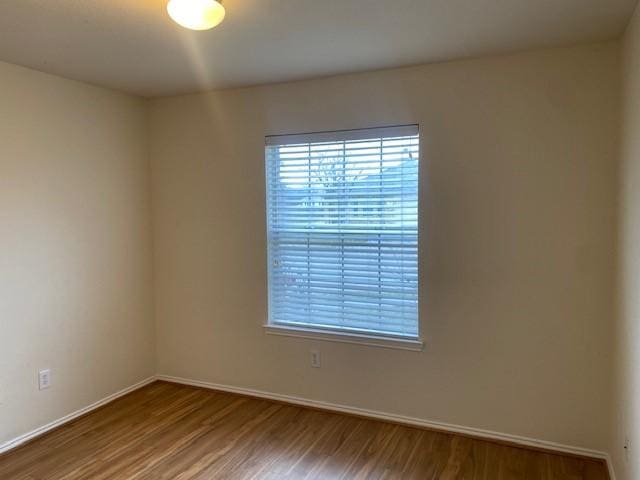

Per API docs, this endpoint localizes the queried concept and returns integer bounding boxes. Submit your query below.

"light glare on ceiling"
[167,0,225,31]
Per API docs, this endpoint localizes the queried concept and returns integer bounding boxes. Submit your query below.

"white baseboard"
[605,453,617,480]
[0,376,157,455]
[157,374,609,464]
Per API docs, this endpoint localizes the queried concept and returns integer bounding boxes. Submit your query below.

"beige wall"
[149,43,619,451]
[613,5,640,479]
[0,61,155,446]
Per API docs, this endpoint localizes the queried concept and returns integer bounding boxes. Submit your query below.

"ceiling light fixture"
[167,0,226,31]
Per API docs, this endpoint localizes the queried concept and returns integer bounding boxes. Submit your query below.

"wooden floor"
[0,382,608,480]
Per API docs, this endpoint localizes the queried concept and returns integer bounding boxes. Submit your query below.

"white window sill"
[263,324,424,351]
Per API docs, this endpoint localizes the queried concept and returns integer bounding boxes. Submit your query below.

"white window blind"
[265,125,419,339]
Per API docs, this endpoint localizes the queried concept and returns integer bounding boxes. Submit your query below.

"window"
[265,125,420,344]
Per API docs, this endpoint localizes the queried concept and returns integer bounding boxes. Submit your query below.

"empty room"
[1,0,639,479]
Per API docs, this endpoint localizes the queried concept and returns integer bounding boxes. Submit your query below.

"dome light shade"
[167,0,225,31]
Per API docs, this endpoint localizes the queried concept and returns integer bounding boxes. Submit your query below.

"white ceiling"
[0,0,636,97]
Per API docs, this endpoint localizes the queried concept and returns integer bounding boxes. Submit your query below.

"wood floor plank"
[0,382,609,480]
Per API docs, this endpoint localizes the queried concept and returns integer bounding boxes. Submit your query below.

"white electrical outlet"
[38,369,51,390]
[625,437,631,462]
[310,350,321,368]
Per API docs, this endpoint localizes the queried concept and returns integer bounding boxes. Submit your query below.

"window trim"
[264,124,421,345]
[265,124,420,146]
[263,323,424,351]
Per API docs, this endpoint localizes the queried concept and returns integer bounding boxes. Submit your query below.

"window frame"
[263,125,423,351]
